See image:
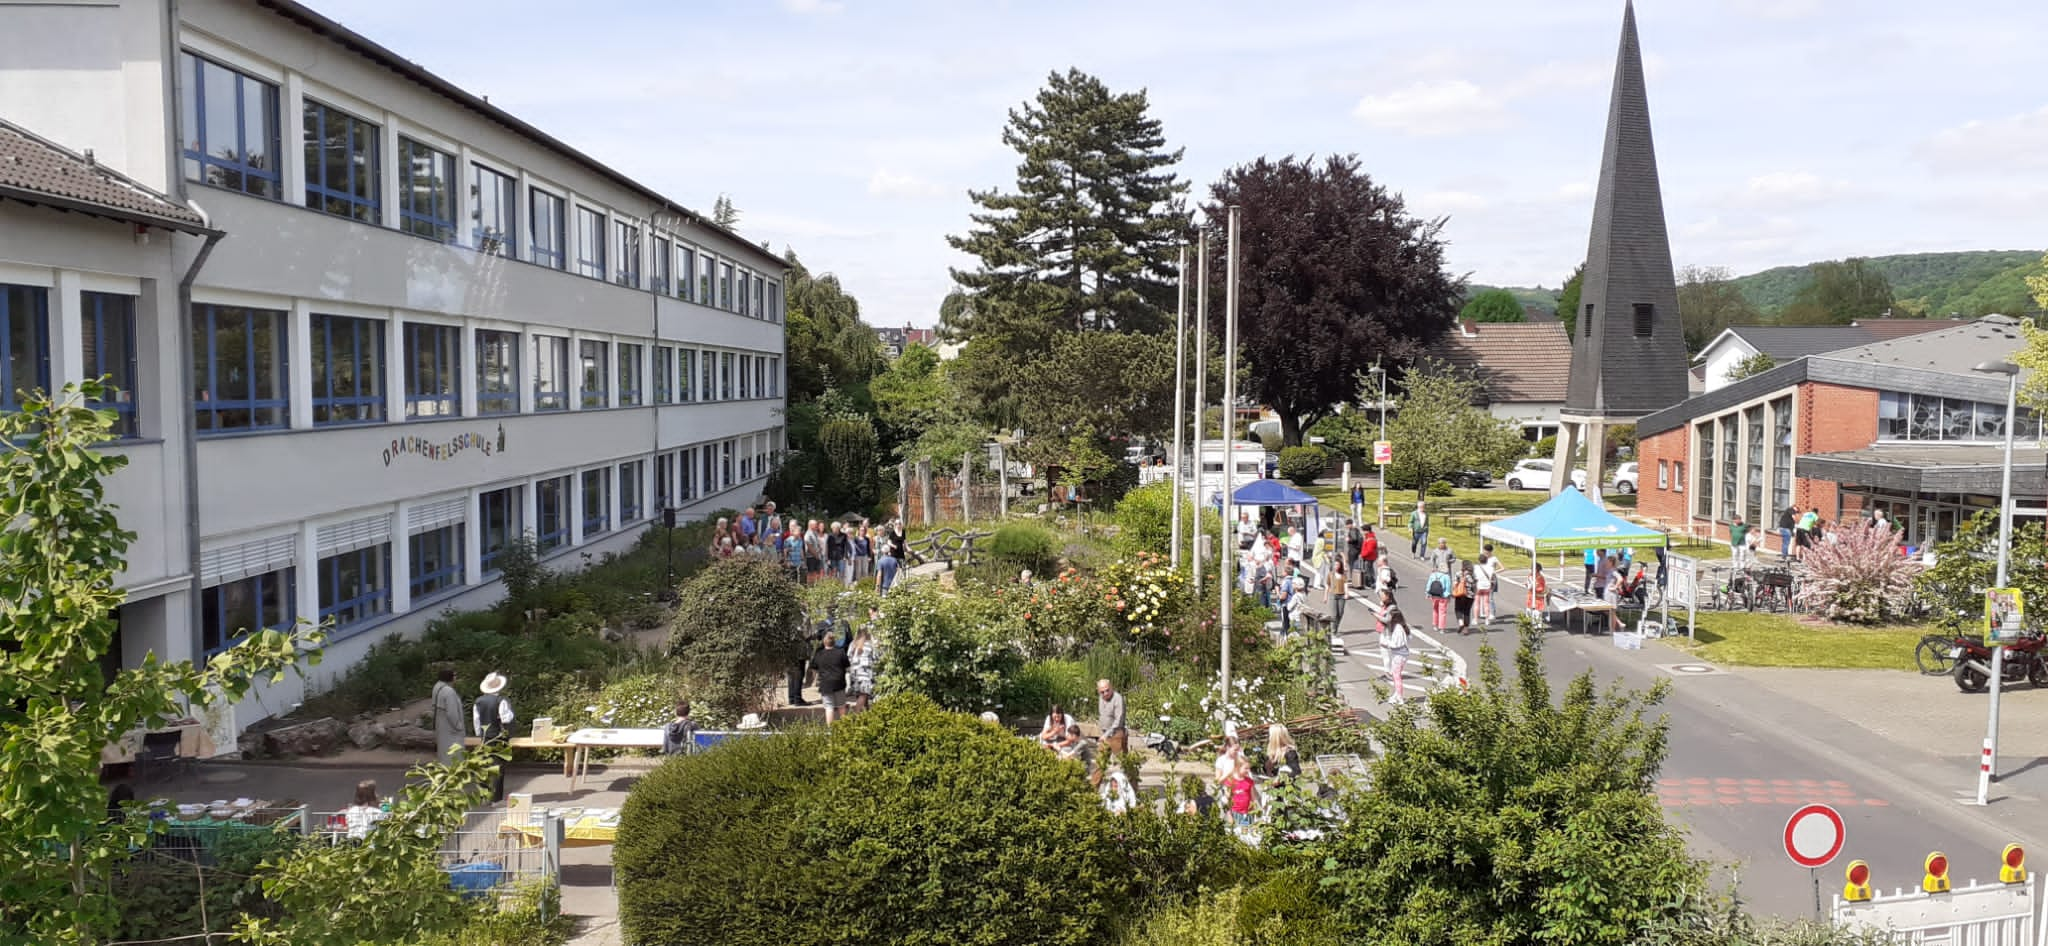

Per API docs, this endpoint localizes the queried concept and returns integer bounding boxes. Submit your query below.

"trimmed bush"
[1426,479,1454,497]
[1277,446,1326,486]
[986,521,1060,576]
[871,582,1023,713]
[668,558,808,719]
[1801,519,1922,624]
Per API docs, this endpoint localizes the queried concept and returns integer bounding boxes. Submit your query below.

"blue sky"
[317,0,2048,327]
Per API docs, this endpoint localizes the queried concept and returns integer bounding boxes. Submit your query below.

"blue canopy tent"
[1231,478,1322,549]
[1479,486,1666,553]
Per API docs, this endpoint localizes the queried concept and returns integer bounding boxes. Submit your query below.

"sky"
[315,0,2048,328]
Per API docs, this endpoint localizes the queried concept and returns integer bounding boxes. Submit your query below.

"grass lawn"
[1664,609,1928,671]
[1304,484,1729,566]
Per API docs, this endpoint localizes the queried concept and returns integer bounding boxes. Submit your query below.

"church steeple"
[1564,0,1688,415]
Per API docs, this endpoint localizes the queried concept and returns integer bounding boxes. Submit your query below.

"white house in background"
[1431,318,1571,443]
[1694,321,1959,393]
[0,0,789,742]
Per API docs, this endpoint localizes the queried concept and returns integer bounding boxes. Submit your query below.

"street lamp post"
[1170,246,1188,570]
[1975,359,2020,805]
[1192,229,1209,596]
[1369,361,1387,529]
[1219,207,1241,710]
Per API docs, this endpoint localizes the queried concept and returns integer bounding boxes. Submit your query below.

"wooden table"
[1547,588,1618,634]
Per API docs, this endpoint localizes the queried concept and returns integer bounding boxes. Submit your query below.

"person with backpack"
[1376,557,1397,597]
[1426,559,1454,633]
[1452,561,1476,634]
[1356,526,1379,590]
[662,700,698,755]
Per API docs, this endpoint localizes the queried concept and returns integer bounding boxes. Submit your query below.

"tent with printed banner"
[1479,485,1666,553]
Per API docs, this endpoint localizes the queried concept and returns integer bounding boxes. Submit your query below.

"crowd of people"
[703,502,911,595]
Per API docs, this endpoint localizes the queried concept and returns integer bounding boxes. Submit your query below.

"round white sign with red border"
[1783,803,1845,869]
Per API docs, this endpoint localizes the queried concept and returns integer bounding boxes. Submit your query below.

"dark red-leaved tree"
[1203,155,1462,446]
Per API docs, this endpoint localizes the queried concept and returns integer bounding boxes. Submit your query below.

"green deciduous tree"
[668,559,808,720]
[1013,330,1178,444]
[1382,365,1528,500]
[1205,155,1462,446]
[1723,352,1776,383]
[1915,511,2048,634]
[1557,263,1585,339]
[0,382,322,945]
[1780,258,1895,325]
[1460,288,1527,323]
[783,251,884,405]
[1677,265,1763,354]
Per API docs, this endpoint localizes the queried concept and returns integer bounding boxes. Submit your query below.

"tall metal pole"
[1977,366,2019,805]
[1375,360,1387,531]
[1192,230,1209,596]
[1219,206,1240,707]
[1169,246,1188,569]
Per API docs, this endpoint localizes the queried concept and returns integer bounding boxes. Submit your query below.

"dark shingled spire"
[1564,0,1688,415]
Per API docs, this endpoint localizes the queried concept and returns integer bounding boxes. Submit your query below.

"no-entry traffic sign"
[1783,804,1846,869]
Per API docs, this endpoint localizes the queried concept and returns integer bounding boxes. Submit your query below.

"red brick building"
[1635,316,2046,549]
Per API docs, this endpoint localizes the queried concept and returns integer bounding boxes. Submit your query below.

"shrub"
[1008,658,1094,719]
[1098,553,1196,651]
[1276,446,1326,486]
[1916,511,2047,633]
[668,558,808,719]
[1426,479,1454,497]
[987,521,1060,576]
[1112,482,1203,558]
[1801,519,1923,624]
[871,582,1023,713]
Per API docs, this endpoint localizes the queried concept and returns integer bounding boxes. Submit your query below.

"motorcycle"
[1952,632,2048,692]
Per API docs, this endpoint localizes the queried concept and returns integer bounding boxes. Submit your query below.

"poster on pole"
[1985,587,2024,643]
[1373,440,1392,465]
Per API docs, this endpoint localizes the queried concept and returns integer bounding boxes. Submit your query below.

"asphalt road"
[1332,540,2048,919]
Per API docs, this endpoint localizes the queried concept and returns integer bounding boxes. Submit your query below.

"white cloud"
[1738,171,1857,207]
[1352,79,1507,136]
[867,169,949,200]
[1413,190,1490,214]
[1722,0,1830,20]
[1919,105,2048,172]
[781,0,844,13]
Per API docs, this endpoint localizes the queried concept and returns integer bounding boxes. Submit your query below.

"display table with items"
[503,793,620,848]
[1546,587,1617,634]
[153,798,304,859]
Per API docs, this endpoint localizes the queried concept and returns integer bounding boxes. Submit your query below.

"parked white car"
[1505,458,1587,491]
[1612,462,1639,494]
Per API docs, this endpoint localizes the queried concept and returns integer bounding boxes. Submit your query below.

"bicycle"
[1915,632,1979,676]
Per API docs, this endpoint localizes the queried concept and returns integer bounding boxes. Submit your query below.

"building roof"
[1821,314,2028,374]
[1435,321,1572,404]
[1799,444,2048,497]
[0,118,214,234]
[1700,320,1959,364]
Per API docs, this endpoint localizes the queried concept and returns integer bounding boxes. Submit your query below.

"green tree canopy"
[1382,363,1528,499]
[1677,264,1762,354]
[1557,263,1585,339]
[1459,288,1527,323]
[668,558,808,720]
[1780,258,1895,325]
[1724,351,1776,383]
[783,250,884,404]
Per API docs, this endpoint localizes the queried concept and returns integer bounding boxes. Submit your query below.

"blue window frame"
[193,304,287,433]
[737,271,751,317]
[619,461,644,524]
[654,346,674,404]
[536,476,569,552]
[755,278,766,319]
[476,329,519,415]
[478,486,521,576]
[81,292,138,437]
[615,220,641,288]
[738,354,751,400]
[179,52,280,199]
[201,567,293,655]
[575,207,607,280]
[398,137,455,242]
[311,313,385,425]
[318,544,390,633]
[680,349,696,402]
[530,188,566,269]
[679,247,697,302]
[581,468,610,537]
[533,335,568,411]
[654,453,673,510]
[680,446,697,501]
[303,100,381,223]
[699,349,715,402]
[578,339,608,409]
[698,255,715,305]
[618,343,643,407]
[471,163,516,256]
[768,282,781,322]
[409,524,464,599]
[404,322,460,419]
[652,236,671,295]
[720,262,734,310]
[0,285,51,415]
[720,352,733,400]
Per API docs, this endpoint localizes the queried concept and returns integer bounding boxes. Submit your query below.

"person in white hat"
[473,672,514,802]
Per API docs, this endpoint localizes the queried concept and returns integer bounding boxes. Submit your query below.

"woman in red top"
[1224,760,1257,828]
[1356,527,1379,590]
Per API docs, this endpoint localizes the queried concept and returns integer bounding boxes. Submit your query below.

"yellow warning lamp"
[1842,860,1872,902]
[1922,851,1951,893]
[2002,844,2027,884]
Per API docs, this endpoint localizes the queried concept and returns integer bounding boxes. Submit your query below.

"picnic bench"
[1439,507,1506,533]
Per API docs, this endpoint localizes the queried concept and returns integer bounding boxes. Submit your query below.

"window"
[536,476,569,551]
[318,544,390,632]
[476,329,519,415]
[701,445,716,496]
[1582,303,1594,340]
[533,335,568,411]
[1772,395,1794,517]
[1632,303,1654,338]
[478,486,521,575]
[619,461,643,524]
[179,53,280,199]
[82,292,138,437]
[1743,405,1764,525]
[193,304,287,432]
[311,314,384,425]
[409,525,464,599]
[402,323,460,419]
[1693,421,1712,517]
[578,339,609,409]
[769,357,781,397]
[654,453,673,510]
[756,279,766,320]
[654,346,675,404]
[767,281,781,323]
[681,349,697,402]
[737,271,751,317]
[615,220,641,288]
[1657,460,1669,490]
[720,262,734,310]
[303,100,381,223]
[531,189,566,269]
[200,568,293,655]
[680,247,698,302]
[680,446,697,501]
[0,286,49,415]
[397,138,455,241]
[1675,462,1684,493]
[755,357,766,399]
[697,254,714,302]
[471,163,516,256]
[738,354,750,399]
[618,343,644,406]
[652,236,672,294]
[581,468,610,537]
[720,351,733,401]
[575,207,607,279]
[720,440,734,489]
[1719,418,1737,522]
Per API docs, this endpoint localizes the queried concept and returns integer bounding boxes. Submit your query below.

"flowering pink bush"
[1800,519,1922,624]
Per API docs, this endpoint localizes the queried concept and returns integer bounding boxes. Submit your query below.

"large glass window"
[654,453,673,510]
[767,281,781,322]
[575,207,607,280]
[303,100,381,223]
[409,525,464,600]
[476,329,520,415]
[679,447,697,501]
[615,220,641,288]
[1719,417,1738,522]
[200,568,293,655]
[721,440,734,490]
[737,271,751,317]
[697,254,714,303]
[536,476,570,552]
[701,445,716,497]
[618,343,644,406]
[179,52,280,199]
[0,286,50,415]
[737,354,750,400]
[471,163,517,256]
[682,349,698,402]
[654,346,675,404]
[1880,390,2036,443]
[720,351,733,400]
[680,247,698,302]
[578,339,608,409]
[530,189,566,269]
[318,544,390,633]
[397,138,455,241]
[581,468,610,537]
[720,262,735,310]
[82,292,138,437]
[1743,405,1765,526]
[1694,421,1713,519]
[756,279,767,321]
[478,486,521,576]
[533,335,568,411]
[404,323,460,419]
[311,313,384,425]
[1772,396,1794,519]
[193,304,287,433]
[652,237,671,295]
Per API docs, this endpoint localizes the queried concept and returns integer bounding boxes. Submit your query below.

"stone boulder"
[262,717,347,757]
[382,722,438,752]
[346,719,387,750]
